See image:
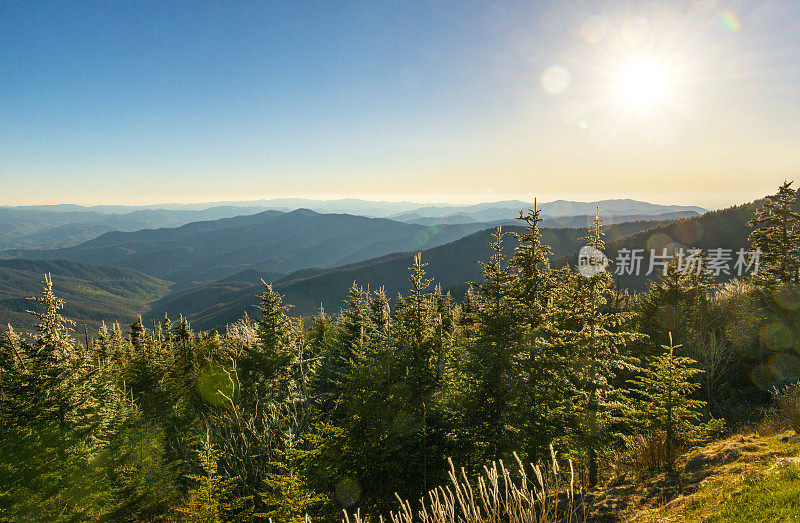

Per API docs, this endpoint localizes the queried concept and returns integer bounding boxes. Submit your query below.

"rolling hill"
[147,219,669,330]
[1,210,496,286]
[0,259,172,332]
[0,205,269,250]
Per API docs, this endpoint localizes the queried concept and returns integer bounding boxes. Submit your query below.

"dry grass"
[616,431,671,474]
[587,430,800,522]
[774,383,800,434]
[342,447,585,523]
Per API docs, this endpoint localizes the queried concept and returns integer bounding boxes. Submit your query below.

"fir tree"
[748,180,800,284]
[248,282,295,382]
[510,201,559,462]
[179,432,251,522]
[559,211,644,486]
[626,334,721,470]
[463,227,524,464]
[369,287,391,338]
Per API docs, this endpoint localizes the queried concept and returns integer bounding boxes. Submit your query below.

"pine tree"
[430,285,454,383]
[626,334,721,470]
[0,277,109,519]
[462,227,524,464]
[130,315,146,355]
[510,201,559,462]
[557,211,644,486]
[248,282,295,382]
[179,432,251,522]
[369,287,391,338]
[748,180,800,284]
[259,454,326,522]
[336,282,371,363]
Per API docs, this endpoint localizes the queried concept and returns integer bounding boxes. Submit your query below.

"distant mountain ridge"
[389,200,706,224]
[2,198,706,251]
[405,210,701,227]
[0,205,270,250]
[147,219,670,330]
[1,209,495,286]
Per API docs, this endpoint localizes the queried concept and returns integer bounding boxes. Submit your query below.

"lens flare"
[721,11,742,32]
[541,65,570,95]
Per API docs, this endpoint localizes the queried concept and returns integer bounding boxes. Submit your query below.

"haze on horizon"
[2,1,799,210]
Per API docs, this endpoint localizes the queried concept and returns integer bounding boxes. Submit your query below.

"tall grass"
[774,383,800,434]
[342,447,585,523]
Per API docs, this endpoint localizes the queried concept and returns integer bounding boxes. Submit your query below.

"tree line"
[2,182,799,521]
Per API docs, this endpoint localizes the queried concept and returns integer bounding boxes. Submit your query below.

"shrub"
[773,382,800,434]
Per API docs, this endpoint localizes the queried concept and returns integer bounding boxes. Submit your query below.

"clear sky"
[2,0,799,208]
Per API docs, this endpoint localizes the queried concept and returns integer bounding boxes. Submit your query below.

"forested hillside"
[2,184,798,521]
[147,218,671,330]
[0,259,172,332]
[2,209,492,285]
[0,206,269,250]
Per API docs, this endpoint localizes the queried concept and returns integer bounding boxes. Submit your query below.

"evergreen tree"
[748,180,800,284]
[510,201,559,462]
[557,211,644,486]
[638,250,714,351]
[626,335,721,470]
[179,432,251,522]
[462,227,524,464]
[369,287,391,338]
[0,277,108,519]
[430,285,453,383]
[248,283,295,382]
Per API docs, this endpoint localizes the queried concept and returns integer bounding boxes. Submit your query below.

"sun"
[614,60,669,110]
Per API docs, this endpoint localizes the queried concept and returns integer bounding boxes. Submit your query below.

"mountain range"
[143,219,674,330]
[2,210,495,286]
[0,259,171,332]
[0,197,731,334]
[2,198,705,251]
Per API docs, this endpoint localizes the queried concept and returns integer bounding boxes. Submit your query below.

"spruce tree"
[626,335,721,470]
[558,211,644,486]
[243,282,295,383]
[179,432,250,521]
[510,201,559,462]
[748,180,800,284]
[463,227,524,464]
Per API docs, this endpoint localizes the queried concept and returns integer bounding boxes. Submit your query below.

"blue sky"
[2,1,799,207]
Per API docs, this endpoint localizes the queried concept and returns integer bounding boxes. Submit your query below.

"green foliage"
[179,433,251,522]
[548,213,645,485]
[259,456,326,522]
[748,180,800,285]
[4,184,800,518]
[461,227,524,464]
[625,335,721,470]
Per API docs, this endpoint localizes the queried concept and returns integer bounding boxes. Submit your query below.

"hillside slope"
[554,202,770,291]
[587,431,800,522]
[0,259,172,332]
[2,210,493,286]
[149,219,667,330]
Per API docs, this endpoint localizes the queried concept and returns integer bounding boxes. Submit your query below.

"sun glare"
[615,61,669,110]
